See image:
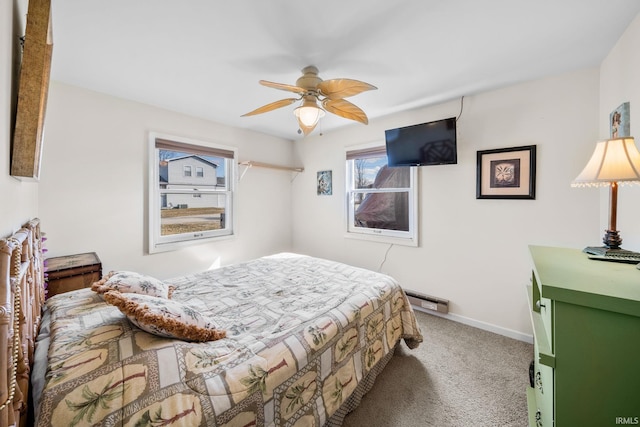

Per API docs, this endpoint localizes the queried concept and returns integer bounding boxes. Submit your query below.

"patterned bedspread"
[35,253,423,426]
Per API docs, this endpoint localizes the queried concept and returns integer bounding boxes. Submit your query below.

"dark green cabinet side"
[529,245,640,427]
[555,300,640,426]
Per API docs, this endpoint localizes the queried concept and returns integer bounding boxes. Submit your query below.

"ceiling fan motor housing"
[296,66,322,93]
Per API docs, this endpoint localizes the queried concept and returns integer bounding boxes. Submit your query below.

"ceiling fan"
[241,65,377,136]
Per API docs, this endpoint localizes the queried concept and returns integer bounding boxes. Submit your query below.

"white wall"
[291,69,601,338]
[599,13,640,251]
[1,0,38,238]
[38,82,295,279]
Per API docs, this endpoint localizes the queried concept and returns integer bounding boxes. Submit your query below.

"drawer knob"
[536,300,546,309]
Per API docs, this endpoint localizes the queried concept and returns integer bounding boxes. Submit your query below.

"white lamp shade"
[294,100,325,127]
[572,137,640,187]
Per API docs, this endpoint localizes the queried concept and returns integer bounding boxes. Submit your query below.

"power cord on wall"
[456,95,465,122]
[378,243,394,272]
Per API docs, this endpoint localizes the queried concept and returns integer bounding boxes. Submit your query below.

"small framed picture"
[476,145,536,199]
[610,102,630,138]
[317,170,332,195]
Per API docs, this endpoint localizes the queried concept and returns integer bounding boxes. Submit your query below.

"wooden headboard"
[0,219,45,427]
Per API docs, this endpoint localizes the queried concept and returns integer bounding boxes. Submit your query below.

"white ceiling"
[47,0,640,141]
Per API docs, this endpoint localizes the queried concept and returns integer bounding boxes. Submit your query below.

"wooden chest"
[46,252,102,298]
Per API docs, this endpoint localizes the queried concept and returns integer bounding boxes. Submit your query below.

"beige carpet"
[342,310,533,427]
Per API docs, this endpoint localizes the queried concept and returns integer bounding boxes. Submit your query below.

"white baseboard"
[412,305,534,344]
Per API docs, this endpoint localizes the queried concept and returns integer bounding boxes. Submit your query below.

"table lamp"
[572,137,640,251]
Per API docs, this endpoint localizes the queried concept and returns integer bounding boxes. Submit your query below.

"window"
[149,133,236,253]
[346,145,418,246]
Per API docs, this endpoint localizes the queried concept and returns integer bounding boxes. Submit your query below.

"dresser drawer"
[527,283,554,369]
[526,281,555,427]
[530,271,553,353]
[533,339,554,427]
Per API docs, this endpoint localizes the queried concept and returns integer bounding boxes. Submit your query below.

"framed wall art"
[476,145,536,199]
[610,102,630,138]
[317,170,332,195]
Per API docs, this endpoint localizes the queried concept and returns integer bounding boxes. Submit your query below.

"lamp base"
[602,230,622,249]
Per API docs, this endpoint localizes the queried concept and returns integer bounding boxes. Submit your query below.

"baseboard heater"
[405,290,449,314]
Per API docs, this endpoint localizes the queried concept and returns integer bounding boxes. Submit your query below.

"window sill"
[148,233,235,254]
[343,232,418,247]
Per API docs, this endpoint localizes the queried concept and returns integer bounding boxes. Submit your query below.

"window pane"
[353,157,409,189]
[160,194,227,236]
[159,149,225,188]
[354,191,409,231]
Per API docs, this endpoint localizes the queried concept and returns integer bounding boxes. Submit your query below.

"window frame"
[148,132,237,254]
[345,143,419,247]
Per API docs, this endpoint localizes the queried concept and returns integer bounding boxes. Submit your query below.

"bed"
[1,219,423,427]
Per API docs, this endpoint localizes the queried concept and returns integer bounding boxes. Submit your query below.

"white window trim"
[344,142,419,247]
[148,132,237,254]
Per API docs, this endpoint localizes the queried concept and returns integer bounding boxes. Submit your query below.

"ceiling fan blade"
[260,80,307,95]
[296,116,317,136]
[317,79,377,100]
[323,99,369,124]
[241,98,298,117]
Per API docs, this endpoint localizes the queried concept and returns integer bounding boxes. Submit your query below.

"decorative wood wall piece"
[11,0,53,180]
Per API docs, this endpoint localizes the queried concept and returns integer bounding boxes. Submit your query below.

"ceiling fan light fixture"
[294,99,325,127]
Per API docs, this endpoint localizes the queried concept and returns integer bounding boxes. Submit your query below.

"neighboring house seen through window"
[149,133,236,253]
[346,145,418,246]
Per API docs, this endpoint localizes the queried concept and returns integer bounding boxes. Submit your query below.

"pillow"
[92,271,174,299]
[103,290,226,342]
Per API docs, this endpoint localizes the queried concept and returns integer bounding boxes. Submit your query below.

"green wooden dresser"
[526,246,640,427]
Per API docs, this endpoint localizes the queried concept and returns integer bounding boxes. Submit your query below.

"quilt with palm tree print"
[34,253,423,426]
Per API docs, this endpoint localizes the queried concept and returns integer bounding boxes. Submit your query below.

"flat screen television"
[385,117,457,166]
